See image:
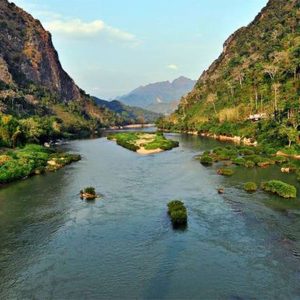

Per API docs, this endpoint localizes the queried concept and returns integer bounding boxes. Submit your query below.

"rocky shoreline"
[162,129,258,147]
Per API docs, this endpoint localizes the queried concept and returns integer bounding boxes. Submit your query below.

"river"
[0,132,300,299]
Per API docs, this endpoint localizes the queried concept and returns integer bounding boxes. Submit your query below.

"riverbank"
[109,124,155,130]
[160,127,300,160]
[0,144,81,185]
[162,129,258,146]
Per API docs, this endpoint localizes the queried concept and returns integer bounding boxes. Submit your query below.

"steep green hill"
[162,0,300,149]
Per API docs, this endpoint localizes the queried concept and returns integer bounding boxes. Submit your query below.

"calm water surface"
[0,132,300,299]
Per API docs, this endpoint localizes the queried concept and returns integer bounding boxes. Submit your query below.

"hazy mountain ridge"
[117,76,196,112]
[93,97,161,124]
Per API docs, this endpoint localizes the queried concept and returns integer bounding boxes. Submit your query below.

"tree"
[20,118,45,143]
[207,93,217,114]
[11,126,22,148]
[279,124,298,147]
[272,82,281,111]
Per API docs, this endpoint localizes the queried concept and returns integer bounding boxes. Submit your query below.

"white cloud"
[45,19,105,36]
[167,64,178,70]
[44,18,138,44]
[13,1,139,45]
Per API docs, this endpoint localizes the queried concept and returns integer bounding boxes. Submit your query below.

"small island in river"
[107,132,179,155]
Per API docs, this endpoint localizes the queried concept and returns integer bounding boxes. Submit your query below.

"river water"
[0,132,300,299]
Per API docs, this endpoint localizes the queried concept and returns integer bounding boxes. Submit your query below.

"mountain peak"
[172,76,196,88]
[117,76,196,109]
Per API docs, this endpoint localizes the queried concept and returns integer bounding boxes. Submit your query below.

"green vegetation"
[200,155,213,166]
[244,160,255,168]
[217,168,234,176]
[157,0,300,154]
[232,157,246,166]
[273,156,288,164]
[296,169,300,182]
[144,133,179,151]
[0,144,80,184]
[84,187,96,195]
[107,132,139,151]
[167,200,188,227]
[197,145,296,170]
[261,180,297,199]
[107,132,179,153]
[80,187,97,200]
[244,182,258,193]
[197,144,300,195]
[93,98,161,125]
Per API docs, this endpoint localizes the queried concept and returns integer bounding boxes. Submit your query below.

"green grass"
[261,180,297,199]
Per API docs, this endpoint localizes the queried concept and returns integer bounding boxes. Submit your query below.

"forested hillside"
[161,0,300,150]
[0,0,117,147]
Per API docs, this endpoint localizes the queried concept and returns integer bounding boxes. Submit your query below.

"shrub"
[0,155,11,165]
[245,160,255,168]
[274,156,288,164]
[84,187,96,195]
[144,134,179,151]
[167,200,187,227]
[0,146,80,184]
[233,157,246,166]
[200,155,213,166]
[212,147,238,160]
[281,163,297,173]
[244,182,257,192]
[257,159,275,168]
[261,180,297,199]
[116,139,139,152]
[238,148,255,156]
[217,168,234,176]
[262,146,277,155]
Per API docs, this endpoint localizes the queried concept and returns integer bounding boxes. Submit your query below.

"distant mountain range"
[117,76,196,114]
[93,97,161,124]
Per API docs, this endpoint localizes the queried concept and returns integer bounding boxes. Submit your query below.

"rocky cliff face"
[0,0,81,100]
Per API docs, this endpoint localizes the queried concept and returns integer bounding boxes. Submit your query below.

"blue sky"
[14,0,268,99]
